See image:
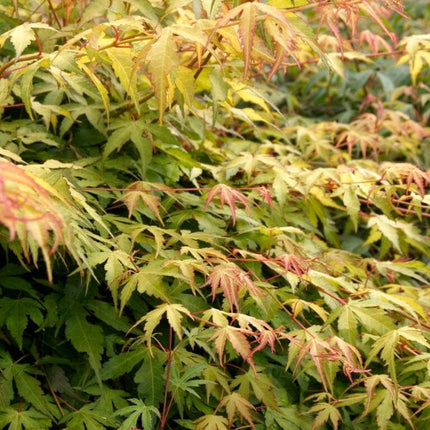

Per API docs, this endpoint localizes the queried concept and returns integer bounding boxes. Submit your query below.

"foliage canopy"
[0,0,429,429]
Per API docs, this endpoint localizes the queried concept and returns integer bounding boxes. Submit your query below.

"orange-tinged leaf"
[221,392,255,429]
[194,414,229,430]
[211,326,228,364]
[210,326,252,366]
[118,182,164,225]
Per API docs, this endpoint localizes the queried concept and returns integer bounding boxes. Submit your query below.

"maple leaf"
[208,2,303,78]
[129,303,193,354]
[359,30,394,54]
[231,366,279,410]
[331,336,369,383]
[287,333,342,392]
[180,246,229,263]
[379,162,430,197]
[360,373,415,428]
[163,258,209,295]
[334,115,381,158]
[363,374,396,416]
[286,299,328,322]
[204,184,250,226]
[0,160,67,282]
[146,27,179,122]
[382,110,429,140]
[117,181,165,224]
[194,414,229,430]
[308,402,342,430]
[359,0,403,44]
[233,313,281,356]
[210,325,253,368]
[256,186,274,208]
[114,399,160,430]
[316,2,358,52]
[221,392,256,429]
[273,253,310,276]
[206,262,263,312]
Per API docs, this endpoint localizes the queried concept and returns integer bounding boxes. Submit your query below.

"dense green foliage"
[0,0,429,429]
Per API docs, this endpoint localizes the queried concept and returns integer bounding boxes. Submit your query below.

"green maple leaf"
[8,362,53,418]
[0,404,51,430]
[60,403,117,429]
[101,345,147,380]
[308,402,342,430]
[0,297,43,349]
[65,308,104,385]
[134,349,166,406]
[115,398,160,430]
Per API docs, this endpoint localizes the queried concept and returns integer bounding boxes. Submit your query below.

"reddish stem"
[160,326,174,430]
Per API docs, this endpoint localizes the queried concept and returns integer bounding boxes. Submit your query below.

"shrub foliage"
[0,0,429,429]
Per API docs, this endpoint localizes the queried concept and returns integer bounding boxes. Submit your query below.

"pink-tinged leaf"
[233,313,280,356]
[263,19,298,65]
[205,184,250,225]
[206,262,263,312]
[380,162,430,197]
[359,0,399,44]
[250,328,280,357]
[288,335,341,392]
[359,30,394,54]
[226,327,252,361]
[0,160,69,283]
[206,2,308,78]
[256,187,273,208]
[238,4,256,79]
[332,336,369,382]
[274,254,310,276]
